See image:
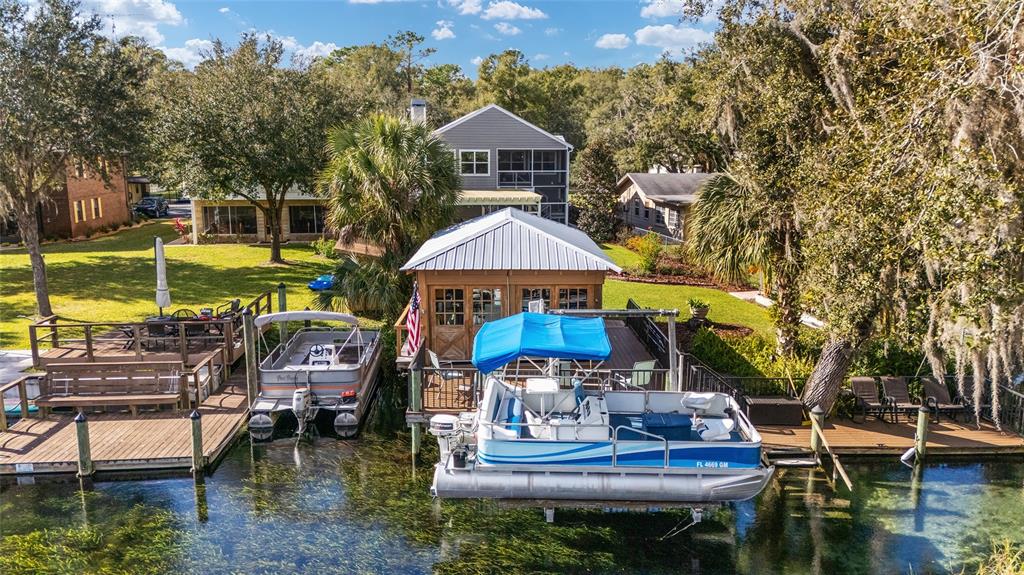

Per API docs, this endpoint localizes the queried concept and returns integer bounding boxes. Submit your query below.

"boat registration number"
[696,461,729,468]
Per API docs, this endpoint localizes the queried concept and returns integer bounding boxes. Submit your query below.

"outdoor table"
[525,377,559,418]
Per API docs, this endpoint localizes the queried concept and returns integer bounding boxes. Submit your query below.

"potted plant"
[688,298,710,321]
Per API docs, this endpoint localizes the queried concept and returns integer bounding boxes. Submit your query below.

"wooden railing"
[0,374,37,431]
[28,291,273,368]
[996,384,1024,435]
[394,302,411,357]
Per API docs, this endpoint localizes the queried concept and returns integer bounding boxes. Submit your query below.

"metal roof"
[615,172,720,205]
[459,190,541,205]
[401,208,621,272]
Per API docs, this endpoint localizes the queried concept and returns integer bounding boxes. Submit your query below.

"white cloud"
[218,6,229,13]
[544,26,561,37]
[640,0,721,23]
[294,41,340,61]
[160,38,213,68]
[634,24,712,52]
[432,20,456,40]
[533,53,549,60]
[481,1,546,20]
[595,33,631,49]
[447,0,482,14]
[86,0,183,44]
[470,55,484,65]
[493,22,521,36]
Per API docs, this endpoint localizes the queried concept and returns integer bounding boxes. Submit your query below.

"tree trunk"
[800,337,856,411]
[16,203,54,317]
[264,201,285,264]
[773,270,801,357]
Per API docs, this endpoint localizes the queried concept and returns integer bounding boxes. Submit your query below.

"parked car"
[134,197,169,217]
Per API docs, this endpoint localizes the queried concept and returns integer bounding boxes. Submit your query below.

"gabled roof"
[616,172,720,205]
[401,207,620,272]
[433,104,574,151]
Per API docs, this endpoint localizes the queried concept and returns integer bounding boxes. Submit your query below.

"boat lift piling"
[276,283,288,344]
[75,411,93,477]
[914,405,930,461]
[190,410,204,474]
[242,310,258,406]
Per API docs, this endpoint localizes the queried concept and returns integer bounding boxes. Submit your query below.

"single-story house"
[190,188,326,244]
[616,172,719,242]
[398,207,621,360]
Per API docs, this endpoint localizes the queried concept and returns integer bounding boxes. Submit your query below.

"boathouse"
[397,208,622,360]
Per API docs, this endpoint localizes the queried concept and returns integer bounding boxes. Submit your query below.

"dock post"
[75,412,94,477]
[193,475,209,523]
[915,405,930,461]
[411,422,421,459]
[809,405,825,457]
[190,410,204,474]
[242,309,258,406]
[667,313,678,391]
[276,283,288,344]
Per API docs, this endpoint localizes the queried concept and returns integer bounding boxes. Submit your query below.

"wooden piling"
[809,405,825,457]
[190,410,204,474]
[915,405,930,460]
[276,283,288,344]
[75,412,94,477]
[242,310,258,406]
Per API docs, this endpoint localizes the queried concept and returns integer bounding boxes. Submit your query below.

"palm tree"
[687,171,803,356]
[317,113,460,320]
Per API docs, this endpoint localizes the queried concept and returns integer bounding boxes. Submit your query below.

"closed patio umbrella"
[155,237,171,315]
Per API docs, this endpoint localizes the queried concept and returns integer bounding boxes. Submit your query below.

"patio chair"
[881,376,919,423]
[612,360,658,390]
[848,377,888,423]
[426,350,470,406]
[921,376,969,423]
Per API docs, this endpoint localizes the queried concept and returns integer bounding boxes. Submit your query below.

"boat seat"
[694,416,735,441]
[681,392,730,417]
[524,410,549,439]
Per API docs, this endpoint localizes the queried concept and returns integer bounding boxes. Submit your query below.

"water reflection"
[1,436,1021,575]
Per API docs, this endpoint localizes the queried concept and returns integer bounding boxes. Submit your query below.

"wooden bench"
[36,361,186,416]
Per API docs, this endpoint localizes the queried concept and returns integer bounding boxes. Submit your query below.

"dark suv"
[134,197,169,217]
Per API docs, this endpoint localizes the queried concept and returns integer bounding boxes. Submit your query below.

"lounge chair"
[613,359,658,390]
[881,376,919,423]
[921,376,969,423]
[849,377,888,423]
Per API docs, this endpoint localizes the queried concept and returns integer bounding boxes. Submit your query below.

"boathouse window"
[434,288,465,325]
[288,204,325,234]
[459,150,489,175]
[203,205,257,235]
[521,288,551,312]
[472,288,502,325]
[558,288,589,310]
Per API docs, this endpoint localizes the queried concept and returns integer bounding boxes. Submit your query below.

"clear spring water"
[1,434,1022,575]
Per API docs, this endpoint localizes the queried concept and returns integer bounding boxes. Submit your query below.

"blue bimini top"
[471,312,612,374]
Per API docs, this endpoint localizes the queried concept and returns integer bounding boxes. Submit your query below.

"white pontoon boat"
[248,311,382,439]
[429,312,775,503]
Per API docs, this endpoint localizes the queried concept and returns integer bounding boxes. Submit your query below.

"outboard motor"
[429,414,466,467]
[292,388,310,416]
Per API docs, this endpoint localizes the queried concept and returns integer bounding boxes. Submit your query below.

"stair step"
[772,458,819,468]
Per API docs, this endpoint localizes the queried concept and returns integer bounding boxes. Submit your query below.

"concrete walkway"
[729,291,825,329]
[0,350,32,386]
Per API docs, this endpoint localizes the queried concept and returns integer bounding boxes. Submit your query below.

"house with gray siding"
[617,172,719,242]
[432,103,574,224]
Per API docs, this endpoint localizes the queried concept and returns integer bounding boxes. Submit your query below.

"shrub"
[625,232,663,274]
[172,218,191,240]
[690,328,815,394]
[687,298,709,309]
[311,237,338,259]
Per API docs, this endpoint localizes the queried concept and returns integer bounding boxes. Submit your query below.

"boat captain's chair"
[682,392,736,441]
[574,395,610,440]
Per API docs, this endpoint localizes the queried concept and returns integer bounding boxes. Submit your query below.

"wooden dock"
[0,371,249,475]
[761,417,1024,457]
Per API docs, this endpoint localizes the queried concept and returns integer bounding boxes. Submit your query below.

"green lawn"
[603,279,775,337]
[600,243,641,270]
[0,222,349,349]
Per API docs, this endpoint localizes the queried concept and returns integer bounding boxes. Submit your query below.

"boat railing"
[611,425,670,467]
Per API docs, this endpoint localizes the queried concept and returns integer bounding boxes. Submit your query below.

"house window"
[459,150,489,175]
[520,287,551,312]
[532,150,562,171]
[668,208,680,228]
[644,207,650,219]
[633,199,640,216]
[558,288,589,310]
[655,207,665,225]
[498,150,530,171]
[202,205,257,235]
[91,198,102,219]
[434,288,465,326]
[288,204,325,234]
[472,288,502,325]
[73,200,86,223]
[498,172,531,187]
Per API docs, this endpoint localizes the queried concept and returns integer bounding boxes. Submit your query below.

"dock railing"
[0,374,39,431]
[28,291,273,368]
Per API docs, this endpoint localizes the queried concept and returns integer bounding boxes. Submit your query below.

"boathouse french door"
[432,287,468,360]
[471,287,503,342]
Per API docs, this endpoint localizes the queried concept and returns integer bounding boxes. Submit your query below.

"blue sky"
[81,1,717,73]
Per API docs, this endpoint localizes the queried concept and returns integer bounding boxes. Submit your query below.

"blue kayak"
[308,274,335,291]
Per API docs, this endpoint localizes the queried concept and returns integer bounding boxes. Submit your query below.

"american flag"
[401,281,422,356]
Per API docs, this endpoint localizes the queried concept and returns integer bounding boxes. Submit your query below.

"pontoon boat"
[429,312,774,503]
[248,311,382,439]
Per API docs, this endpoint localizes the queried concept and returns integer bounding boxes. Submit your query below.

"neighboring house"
[398,207,621,359]
[188,101,574,244]
[2,157,134,242]
[190,188,325,243]
[616,172,719,242]
[430,101,574,224]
